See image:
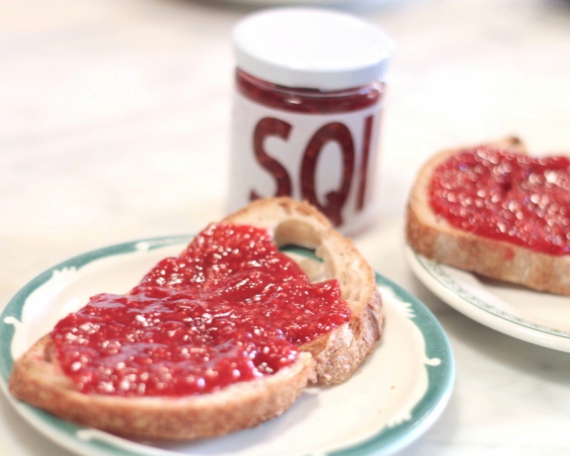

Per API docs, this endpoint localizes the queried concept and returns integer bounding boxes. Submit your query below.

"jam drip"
[430,147,570,255]
[52,224,351,397]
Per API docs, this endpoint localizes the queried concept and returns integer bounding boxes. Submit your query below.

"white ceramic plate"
[0,237,454,456]
[405,244,570,353]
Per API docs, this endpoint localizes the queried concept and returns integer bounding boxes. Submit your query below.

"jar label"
[229,91,384,235]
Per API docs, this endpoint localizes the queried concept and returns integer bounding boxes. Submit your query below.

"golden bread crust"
[406,137,570,296]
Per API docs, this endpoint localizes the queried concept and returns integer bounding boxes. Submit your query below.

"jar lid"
[233,7,395,91]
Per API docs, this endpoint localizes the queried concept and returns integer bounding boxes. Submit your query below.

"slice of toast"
[406,137,570,296]
[9,197,383,439]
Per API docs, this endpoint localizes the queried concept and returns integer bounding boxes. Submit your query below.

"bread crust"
[9,197,382,439]
[406,137,570,296]
[223,197,383,385]
[9,335,314,439]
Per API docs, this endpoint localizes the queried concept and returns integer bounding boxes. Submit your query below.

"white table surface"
[2,0,570,455]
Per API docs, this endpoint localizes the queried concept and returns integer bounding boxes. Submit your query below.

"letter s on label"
[250,117,293,201]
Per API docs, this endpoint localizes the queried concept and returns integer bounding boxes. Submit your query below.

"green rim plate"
[405,244,570,353]
[0,236,454,456]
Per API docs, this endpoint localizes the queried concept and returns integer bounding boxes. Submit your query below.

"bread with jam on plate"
[9,197,383,439]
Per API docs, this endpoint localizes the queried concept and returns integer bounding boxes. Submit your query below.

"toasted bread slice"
[9,197,382,439]
[223,197,383,385]
[406,137,570,296]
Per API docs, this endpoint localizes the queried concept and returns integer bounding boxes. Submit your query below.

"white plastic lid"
[233,8,395,91]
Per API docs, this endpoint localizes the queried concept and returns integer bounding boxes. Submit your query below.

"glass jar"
[229,8,395,235]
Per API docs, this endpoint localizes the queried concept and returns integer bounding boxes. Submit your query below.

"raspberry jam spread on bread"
[430,146,570,255]
[51,223,351,397]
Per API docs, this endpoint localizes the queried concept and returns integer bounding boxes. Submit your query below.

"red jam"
[51,224,351,397]
[236,69,384,114]
[430,147,570,255]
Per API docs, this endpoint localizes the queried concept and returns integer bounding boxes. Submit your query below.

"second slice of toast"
[406,137,570,296]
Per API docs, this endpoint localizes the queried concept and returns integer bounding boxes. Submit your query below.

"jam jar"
[228,8,395,235]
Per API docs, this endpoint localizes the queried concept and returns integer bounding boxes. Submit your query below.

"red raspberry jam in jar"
[229,8,395,235]
[430,146,570,255]
[51,224,351,397]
